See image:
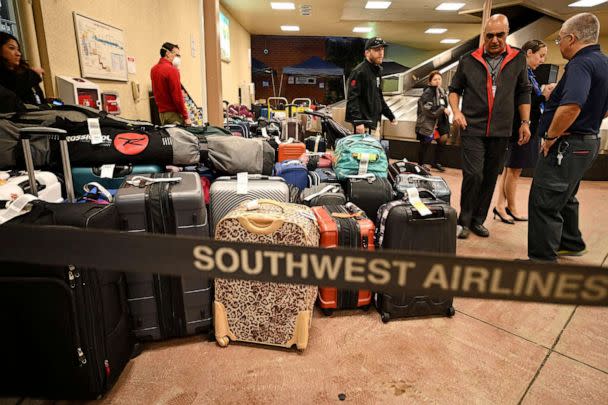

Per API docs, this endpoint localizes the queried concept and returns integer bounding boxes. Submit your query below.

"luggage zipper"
[66,265,89,367]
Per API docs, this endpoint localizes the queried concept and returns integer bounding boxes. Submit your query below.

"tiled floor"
[5,168,607,405]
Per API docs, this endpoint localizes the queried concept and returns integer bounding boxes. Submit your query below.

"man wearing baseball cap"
[346,37,396,135]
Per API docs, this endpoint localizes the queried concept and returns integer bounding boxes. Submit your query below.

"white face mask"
[172,56,181,68]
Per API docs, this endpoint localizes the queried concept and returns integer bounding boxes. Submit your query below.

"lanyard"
[485,54,504,84]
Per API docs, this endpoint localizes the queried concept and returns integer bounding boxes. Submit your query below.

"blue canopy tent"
[252,58,277,97]
[279,56,346,100]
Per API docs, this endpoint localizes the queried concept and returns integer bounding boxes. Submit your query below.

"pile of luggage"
[0,105,456,400]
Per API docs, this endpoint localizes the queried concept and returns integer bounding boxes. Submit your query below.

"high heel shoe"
[493,207,515,224]
[505,207,528,222]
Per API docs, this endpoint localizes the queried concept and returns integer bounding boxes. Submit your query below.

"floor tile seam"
[455,310,552,350]
[549,350,608,376]
[516,306,579,405]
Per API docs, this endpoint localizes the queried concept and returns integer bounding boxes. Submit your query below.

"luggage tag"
[236,172,249,195]
[353,153,378,175]
[406,187,432,216]
[261,127,269,138]
[100,164,115,179]
[87,118,103,145]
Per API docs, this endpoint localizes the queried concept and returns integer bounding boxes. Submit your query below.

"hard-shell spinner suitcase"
[0,126,133,399]
[345,174,394,224]
[277,140,306,162]
[209,174,289,233]
[375,196,456,322]
[312,203,373,315]
[213,200,319,350]
[115,172,212,341]
[71,164,163,198]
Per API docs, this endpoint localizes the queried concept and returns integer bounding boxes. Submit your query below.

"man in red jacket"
[151,42,191,126]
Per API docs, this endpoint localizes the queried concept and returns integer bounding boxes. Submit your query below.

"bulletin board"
[73,12,128,81]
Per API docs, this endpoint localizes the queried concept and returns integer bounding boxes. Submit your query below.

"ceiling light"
[425,28,448,34]
[365,1,392,9]
[441,38,461,44]
[271,2,295,10]
[281,25,300,31]
[353,27,373,33]
[435,3,466,11]
[568,0,607,6]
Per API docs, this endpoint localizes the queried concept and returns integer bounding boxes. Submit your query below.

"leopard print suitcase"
[213,199,319,350]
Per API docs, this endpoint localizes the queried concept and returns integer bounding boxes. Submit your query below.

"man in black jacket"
[346,37,396,135]
[449,14,531,239]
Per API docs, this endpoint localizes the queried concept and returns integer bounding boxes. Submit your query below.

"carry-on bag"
[277,139,306,162]
[0,169,62,204]
[71,164,163,198]
[205,135,274,176]
[209,174,290,233]
[115,172,212,341]
[312,203,373,314]
[394,173,451,205]
[345,174,393,224]
[300,183,346,207]
[308,168,339,186]
[0,126,133,399]
[273,160,309,191]
[213,199,319,350]
[333,134,388,180]
[375,193,456,322]
[388,159,431,184]
[304,134,326,153]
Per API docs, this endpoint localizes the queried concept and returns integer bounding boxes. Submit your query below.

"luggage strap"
[303,184,341,202]
[314,135,321,153]
[82,182,113,203]
[126,175,181,188]
[0,194,38,225]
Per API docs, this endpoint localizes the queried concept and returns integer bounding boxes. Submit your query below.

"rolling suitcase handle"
[19,127,75,202]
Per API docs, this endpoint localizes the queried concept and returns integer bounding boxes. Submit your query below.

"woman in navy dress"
[494,40,556,223]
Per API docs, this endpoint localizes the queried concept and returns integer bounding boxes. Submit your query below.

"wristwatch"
[520,120,531,125]
[543,132,558,140]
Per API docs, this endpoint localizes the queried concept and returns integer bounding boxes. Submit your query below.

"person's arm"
[541,62,590,156]
[518,103,531,145]
[516,57,532,145]
[346,70,365,133]
[168,69,189,123]
[448,58,467,129]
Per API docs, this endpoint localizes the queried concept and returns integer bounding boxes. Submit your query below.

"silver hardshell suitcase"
[209,174,290,233]
[115,172,212,341]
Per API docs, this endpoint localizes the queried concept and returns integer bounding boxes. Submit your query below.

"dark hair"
[428,70,442,83]
[0,32,29,71]
[160,42,178,57]
[521,39,546,54]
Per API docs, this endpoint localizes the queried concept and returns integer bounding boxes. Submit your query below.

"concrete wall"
[219,5,251,106]
[37,0,206,121]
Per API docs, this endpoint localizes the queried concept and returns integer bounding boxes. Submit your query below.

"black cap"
[365,37,388,50]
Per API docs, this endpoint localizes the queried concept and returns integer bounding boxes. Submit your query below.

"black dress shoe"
[493,207,515,224]
[505,207,528,221]
[471,224,490,237]
[457,226,470,239]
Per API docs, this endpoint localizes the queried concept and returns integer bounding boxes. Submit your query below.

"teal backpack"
[333,134,388,180]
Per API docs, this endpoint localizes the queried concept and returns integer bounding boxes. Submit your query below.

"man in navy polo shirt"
[528,13,608,262]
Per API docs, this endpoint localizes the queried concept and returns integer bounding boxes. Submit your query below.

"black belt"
[564,133,598,140]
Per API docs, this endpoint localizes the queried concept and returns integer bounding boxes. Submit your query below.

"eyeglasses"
[555,33,573,45]
[485,32,506,40]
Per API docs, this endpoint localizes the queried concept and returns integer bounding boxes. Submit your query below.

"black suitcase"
[345,175,394,224]
[388,159,431,185]
[301,184,347,207]
[0,126,133,399]
[305,135,327,153]
[375,196,457,322]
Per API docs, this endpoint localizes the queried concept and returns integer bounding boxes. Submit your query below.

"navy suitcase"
[273,160,309,191]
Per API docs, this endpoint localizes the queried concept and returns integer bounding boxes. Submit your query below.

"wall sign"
[220,12,230,62]
[73,13,128,81]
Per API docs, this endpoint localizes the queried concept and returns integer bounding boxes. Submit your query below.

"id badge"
[439,98,446,106]
[492,85,497,97]
[377,77,381,88]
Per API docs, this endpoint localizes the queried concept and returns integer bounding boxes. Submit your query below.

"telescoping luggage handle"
[19,127,76,203]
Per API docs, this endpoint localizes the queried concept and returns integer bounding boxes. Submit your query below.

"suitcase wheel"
[446,306,456,317]
[321,308,334,317]
[381,312,390,323]
[362,304,372,312]
[216,336,230,347]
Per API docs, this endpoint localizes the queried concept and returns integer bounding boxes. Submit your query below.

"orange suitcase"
[311,203,374,315]
[278,141,306,162]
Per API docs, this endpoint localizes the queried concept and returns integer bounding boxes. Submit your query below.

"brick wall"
[252,35,343,105]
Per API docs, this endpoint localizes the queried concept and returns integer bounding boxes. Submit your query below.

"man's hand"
[541,83,556,100]
[355,124,366,134]
[453,111,467,129]
[518,123,531,145]
[31,67,45,78]
[542,138,557,157]
[184,118,192,126]
[390,119,398,126]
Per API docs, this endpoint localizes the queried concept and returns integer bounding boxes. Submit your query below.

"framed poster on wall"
[220,12,230,62]
[73,12,128,81]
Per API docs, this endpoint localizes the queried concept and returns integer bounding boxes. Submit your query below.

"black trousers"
[528,136,600,261]
[459,136,509,228]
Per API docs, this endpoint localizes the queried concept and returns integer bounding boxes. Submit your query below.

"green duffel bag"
[333,134,388,180]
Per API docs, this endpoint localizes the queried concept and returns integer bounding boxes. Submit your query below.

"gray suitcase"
[209,174,290,234]
[115,172,212,341]
[301,184,347,207]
